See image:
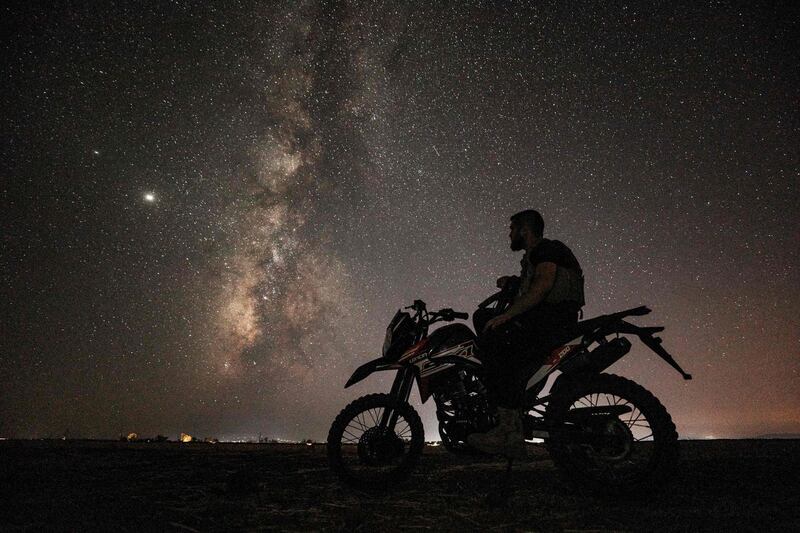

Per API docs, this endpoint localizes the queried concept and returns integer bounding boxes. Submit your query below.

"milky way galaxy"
[3,2,799,441]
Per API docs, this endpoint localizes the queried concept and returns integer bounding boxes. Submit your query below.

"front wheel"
[327,393,424,490]
[546,373,679,493]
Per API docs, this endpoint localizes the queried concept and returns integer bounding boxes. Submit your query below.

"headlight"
[382,326,393,357]
[382,310,413,360]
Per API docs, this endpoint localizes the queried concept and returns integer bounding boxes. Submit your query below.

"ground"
[1,439,798,531]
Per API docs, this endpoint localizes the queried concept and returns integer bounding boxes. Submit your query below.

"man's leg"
[479,322,539,409]
[468,324,531,458]
[469,311,578,457]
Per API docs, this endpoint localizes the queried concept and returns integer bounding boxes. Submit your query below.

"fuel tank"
[427,323,476,356]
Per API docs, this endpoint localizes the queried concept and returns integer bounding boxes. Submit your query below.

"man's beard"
[510,235,525,251]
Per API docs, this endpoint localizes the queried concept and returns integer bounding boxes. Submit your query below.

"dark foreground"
[1,439,798,532]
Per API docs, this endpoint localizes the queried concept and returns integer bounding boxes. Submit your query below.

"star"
[2,1,796,443]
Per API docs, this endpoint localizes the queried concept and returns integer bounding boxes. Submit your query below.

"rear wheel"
[546,373,678,492]
[327,394,424,490]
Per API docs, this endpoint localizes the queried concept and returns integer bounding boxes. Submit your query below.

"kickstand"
[485,457,515,508]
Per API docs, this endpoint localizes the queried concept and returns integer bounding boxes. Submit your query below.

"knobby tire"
[545,373,679,494]
[327,393,424,491]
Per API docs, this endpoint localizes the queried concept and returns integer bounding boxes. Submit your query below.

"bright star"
[143,193,156,202]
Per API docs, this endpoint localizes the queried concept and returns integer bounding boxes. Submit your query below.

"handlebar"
[404,300,469,324]
[436,308,469,321]
[404,299,427,312]
[477,282,517,310]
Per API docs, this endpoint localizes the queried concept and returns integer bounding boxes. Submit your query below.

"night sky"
[3,2,798,441]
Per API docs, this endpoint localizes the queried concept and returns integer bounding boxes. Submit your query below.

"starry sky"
[2,1,798,441]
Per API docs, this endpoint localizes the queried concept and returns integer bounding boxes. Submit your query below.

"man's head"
[509,209,544,251]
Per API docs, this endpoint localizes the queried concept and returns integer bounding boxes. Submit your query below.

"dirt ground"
[1,439,798,532]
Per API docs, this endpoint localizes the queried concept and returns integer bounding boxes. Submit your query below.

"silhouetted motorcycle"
[327,286,692,491]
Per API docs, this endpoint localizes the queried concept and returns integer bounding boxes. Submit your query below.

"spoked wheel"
[546,373,678,492]
[327,393,424,490]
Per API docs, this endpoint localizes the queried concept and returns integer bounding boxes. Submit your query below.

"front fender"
[345,357,402,388]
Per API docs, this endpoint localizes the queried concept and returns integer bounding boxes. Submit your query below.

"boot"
[467,407,527,459]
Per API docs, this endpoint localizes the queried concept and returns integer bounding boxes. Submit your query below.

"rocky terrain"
[1,439,798,531]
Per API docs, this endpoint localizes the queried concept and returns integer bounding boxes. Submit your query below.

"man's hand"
[483,313,513,333]
[496,276,512,289]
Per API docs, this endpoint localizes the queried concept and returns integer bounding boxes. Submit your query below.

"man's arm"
[504,262,556,318]
[496,275,520,289]
[484,262,556,331]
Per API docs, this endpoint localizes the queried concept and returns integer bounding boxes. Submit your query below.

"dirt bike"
[327,286,692,492]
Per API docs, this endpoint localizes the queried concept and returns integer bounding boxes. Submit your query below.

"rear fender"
[616,320,692,380]
[344,358,401,388]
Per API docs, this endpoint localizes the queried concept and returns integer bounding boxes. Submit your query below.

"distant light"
[92,149,100,155]
[143,193,156,202]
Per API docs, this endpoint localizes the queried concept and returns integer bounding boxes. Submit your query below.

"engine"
[433,369,493,451]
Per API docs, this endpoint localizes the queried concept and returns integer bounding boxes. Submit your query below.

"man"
[468,209,584,458]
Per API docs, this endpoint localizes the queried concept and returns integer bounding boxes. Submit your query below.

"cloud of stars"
[2,1,798,441]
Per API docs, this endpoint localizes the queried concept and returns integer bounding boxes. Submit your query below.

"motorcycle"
[327,285,692,491]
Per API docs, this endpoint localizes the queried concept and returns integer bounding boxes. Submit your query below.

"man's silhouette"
[468,209,584,458]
